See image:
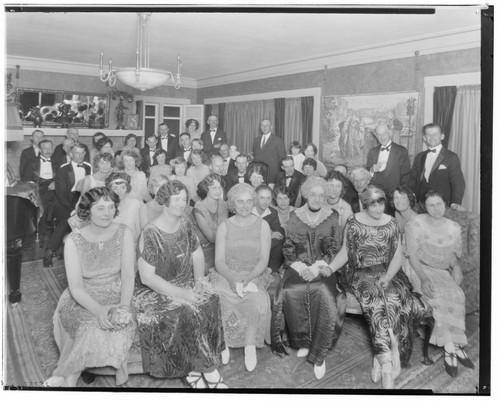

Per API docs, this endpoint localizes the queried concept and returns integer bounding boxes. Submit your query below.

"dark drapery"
[301,96,314,145]
[204,104,213,131]
[218,103,225,134]
[433,86,457,148]
[274,98,286,140]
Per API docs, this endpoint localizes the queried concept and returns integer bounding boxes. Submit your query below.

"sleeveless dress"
[341,215,430,367]
[210,218,273,348]
[52,224,136,384]
[134,218,225,378]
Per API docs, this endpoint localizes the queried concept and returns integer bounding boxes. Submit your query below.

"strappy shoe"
[204,375,228,389]
[444,350,458,377]
[456,346,474,369]
[185,372,206,389]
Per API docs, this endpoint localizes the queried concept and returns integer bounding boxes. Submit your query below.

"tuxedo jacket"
[53,143,90,165]
[225,168,252,189]
[275,169,306,207]
[261,208,285,239]
[20,146,38,181]
[200,129,228,158]
[23,156,58,184]
[157,134,179,163]
[54,162,92,212]
[366,142,410,195]
[408,147,465,206]
[252,134,287,184]
[139,146,159,176]
[175,145,192,162]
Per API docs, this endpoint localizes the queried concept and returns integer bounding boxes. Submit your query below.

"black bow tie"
[161,136,168,140]
[41,158,51,162]
[76,163,84,168]
[428,148,437,153]
[150,148,156,152]
[286,175,293,179]
[381,146,391,152]
[210,129,216,132]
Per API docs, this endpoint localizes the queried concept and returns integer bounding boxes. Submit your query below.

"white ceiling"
[6,7,481,87]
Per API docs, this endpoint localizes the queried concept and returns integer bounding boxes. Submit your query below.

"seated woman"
[304,143,327,177]
[96,136,114,157]
[186,149,211,187]
[80,152,114,195]
[89,132,106,166]
[191,173,228,274]
[271,177,344,380]
[271,185,295,236]
[169,157,200,204]
[44,187,136,387]
[404,190,472,377]
[117,149,152,203]
[149,149,172,184]
[134,180,227,389]
[122,133,141,154]
[391,185,418,235]
[139,174,170,230]
[210,183,273,372]
[248,163,268,189]
[324,170,353,231]
[326,185,429,389]
[105,172,142,244]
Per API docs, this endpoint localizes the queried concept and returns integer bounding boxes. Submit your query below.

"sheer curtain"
[284,98,303,150]
[448,85,481,215]
[224,99,275,155]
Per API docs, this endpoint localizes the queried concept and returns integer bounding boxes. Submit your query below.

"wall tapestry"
[321,92,419,168]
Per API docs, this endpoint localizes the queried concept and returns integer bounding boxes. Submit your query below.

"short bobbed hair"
[156,180,188,207]
[117,149,141,169]
[305,143,318,155]
[93,152,115,171]
[190,149,210,164]
[148,174,170,195]
[303,157,317,170]
[197,173,225,200]
[76,187,119,221]
[105,171,132,194]
[300,176,329,198]
[360,185,386,209]
[185,118,200,130]
[390,185,416,210]
[92,132,105,147]
[273,185,294,202]
[96,136,113,151]
[423,189,445,204]
[170,156,188,170]
[248,163,268,184]
[324,170,348,198]
[124,133,140,148]
[227,183,256,213]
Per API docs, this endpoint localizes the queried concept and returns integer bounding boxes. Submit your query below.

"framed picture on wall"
[126,114,139,130]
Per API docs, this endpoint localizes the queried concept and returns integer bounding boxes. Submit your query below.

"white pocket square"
[438,164,447,170]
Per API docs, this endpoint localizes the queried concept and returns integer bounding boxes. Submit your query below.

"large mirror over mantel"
[16,88,110,129]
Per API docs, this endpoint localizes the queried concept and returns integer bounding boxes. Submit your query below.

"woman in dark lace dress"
[327,186,430,389]
[134,180,227,389]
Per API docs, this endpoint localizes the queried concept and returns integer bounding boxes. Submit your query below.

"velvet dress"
[133,218,225,378]
[271,207,346,366]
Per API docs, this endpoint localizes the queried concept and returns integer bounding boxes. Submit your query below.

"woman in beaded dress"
[44,187,136,387]
[271,177,345,380]
[210,183,273,372]
[134,180,227,389]
[327,185,430,389]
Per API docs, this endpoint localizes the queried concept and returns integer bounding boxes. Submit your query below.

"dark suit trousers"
[38,180,55,235]
[47,192,80,252]
[269,238,284,272]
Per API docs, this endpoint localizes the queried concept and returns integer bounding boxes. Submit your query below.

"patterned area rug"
[4,260,480,392]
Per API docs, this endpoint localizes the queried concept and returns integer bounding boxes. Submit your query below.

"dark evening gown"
[271,207,346,366]
[340,215,429,367]
[133,218,225,378]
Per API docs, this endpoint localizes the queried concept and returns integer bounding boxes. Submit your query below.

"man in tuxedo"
[252,185,285,273]
[140,135,159,176]
[24,139,58,240]
[225,153,252,189]
[20,129,45,180]
[275,156,306,207]
[219,143,235,176]
[53,128,90,163]
[348,167,372,213]
[53,137,75,171]
[408,123,465,209]
[175,132,193,164]
[200,115,228,158]
[366,124,411,195]
[252,119,286,189]
[157,123,178,163]
[43,143,92,267]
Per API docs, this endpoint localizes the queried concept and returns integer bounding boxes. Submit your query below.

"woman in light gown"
[117,149,151,203]
[44,187,136,387]
[186,149,211,187]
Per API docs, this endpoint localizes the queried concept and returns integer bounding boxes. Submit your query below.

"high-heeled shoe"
[43,250,53,268]
[444,350,458,377]
[455,346,474,369]
[313,360,326,380]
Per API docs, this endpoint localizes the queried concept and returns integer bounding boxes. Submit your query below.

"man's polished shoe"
[456,346,474,369]
[43,249,53,268]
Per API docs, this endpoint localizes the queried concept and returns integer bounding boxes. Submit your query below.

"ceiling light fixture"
[99,13,182,91]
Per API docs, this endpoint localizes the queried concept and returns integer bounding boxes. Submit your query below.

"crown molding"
[196,26,480,88]
[5,56,198,89]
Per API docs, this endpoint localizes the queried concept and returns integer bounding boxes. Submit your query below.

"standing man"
[252,119,286,189]
[201,115,227,158]
[140,135,159,176]
[275,156,306,207]
[366,124,411,196]
[408,123,465,209]
[20,129,45,180]
[156,122,178,163]
[43,143,91,267]
[53,128,90,163]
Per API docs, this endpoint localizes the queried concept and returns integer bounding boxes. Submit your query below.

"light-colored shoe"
[297,348,310,358]
[221,347,230,365]
[371,357,382,383]
[244,345,257,372]
[313,360,326,380]
[382,371,394,389]
[204,370,229,389]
